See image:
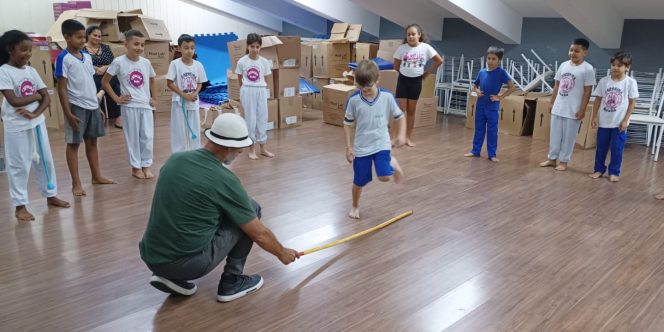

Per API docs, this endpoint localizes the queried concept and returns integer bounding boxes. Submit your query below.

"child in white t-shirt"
[167,34,207,153]
[102,29,157,179]
[0,30,70,221]
[235,33,274,160]
[539,38,596,171]
[589,51,638,182]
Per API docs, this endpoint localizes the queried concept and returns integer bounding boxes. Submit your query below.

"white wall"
[0,0,276,41]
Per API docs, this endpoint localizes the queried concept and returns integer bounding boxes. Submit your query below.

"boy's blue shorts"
[353,150,393,187]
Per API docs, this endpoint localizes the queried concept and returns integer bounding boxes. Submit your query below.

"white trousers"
[170,101,201,153]
[548,114,581,163]
[121,107,154,168]
[4,122,58,206]
[240,86,268,144]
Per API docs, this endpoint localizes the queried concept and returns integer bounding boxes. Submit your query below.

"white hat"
[204,113,253,148]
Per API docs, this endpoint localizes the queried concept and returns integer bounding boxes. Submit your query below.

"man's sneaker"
[217,274,264,302]
[149,275,197,296]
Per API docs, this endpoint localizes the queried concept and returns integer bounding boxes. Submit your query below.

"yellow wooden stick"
[299,211,413,256]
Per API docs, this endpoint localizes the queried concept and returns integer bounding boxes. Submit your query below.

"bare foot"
[132,168,145,179]
[555,163,567,171]
[589,172,602,179]
[47,196,71,208]
[248,153,259,160]
[656,194,664,200]
[406,139,416,147]
[390,157,404,184]
[489,157,500,163]
[72,183,86,196]
[609,175,620,182]
[15,206,35,221]
[260,147,275,158]
[464,153,479,157]
[92,176,117,184]
[539,160,557,167]
[142,168,155,179]
[348,206,360,219]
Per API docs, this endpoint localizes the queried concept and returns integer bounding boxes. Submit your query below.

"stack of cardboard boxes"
[226,35,302,129]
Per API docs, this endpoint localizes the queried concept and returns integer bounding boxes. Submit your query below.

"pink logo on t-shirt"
[182,72,197,93]
[604,87,623,111]
[129,70,144,88]
[246,67,260,82]
[19,79,36,96]
[559,73,576,95]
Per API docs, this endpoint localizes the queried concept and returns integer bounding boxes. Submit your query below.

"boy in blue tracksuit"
[465,46,516,162]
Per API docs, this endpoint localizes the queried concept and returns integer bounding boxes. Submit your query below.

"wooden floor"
[1,109,664,331]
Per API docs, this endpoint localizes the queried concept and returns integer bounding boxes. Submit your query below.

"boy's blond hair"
[355,60,379,87]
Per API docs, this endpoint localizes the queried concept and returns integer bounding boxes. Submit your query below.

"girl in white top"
[589,51,639,182]
[393,24,443,147]
[167,34,207,153]
[235,33,274,160]
[102,30,157,180]
[0,30,70,221]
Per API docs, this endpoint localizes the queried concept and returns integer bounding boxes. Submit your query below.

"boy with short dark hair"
[344,60,406,219]
[102,29,157,179]
[55,19,115,196]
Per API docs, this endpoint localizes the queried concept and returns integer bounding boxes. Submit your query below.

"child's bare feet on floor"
[539,159,556,167]
[489,157,500,163]
[15,206,35,221]
[656,194,664,200]
[610,175,620,182]
[555,163,567,171]
[47,196,70,208]
[406,139,416,147]
[348,206,360,219]
[72,183,86,196]
[248,147,259,160]
[260,146,275,158]
[464,153,479,158]
[92,176,117,185]
[390,157,404,184]
[132,168,145,179]
[589,172,602,179]
[142,167,155,179]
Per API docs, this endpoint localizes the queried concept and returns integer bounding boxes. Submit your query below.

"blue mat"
[300,78,320,94]
[199,84,228,105]
[348,57,394,70]
[194,33,238,86]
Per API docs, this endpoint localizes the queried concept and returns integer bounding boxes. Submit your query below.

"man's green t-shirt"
[139,149,257,265]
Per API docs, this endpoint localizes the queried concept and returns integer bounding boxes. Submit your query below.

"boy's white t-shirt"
[54,49,99,109]
[552,60,596,119]
[107,55,156,109]
[343,88,404,157]
[0,64,47,132]
[235,55,271,87]
[393,43,438,78]
[166,58,207,110]
[593,76,639,128]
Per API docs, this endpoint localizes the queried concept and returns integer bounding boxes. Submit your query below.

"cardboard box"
[377,39,401,60]
[122,14,172,42]
[576,102,597,149]
[79,10,123,42]
[273,68,299,98]
[44,89,64,130]
[227,70,241,101]
[227,36,282,71]
[108,42,127,57]
[322,84,357,126]
[278,96,302,129]
[466,94,477,129]
[153,75,173,113]
[345,24,362,43]
[267,99,278,130]
[420,74,436,98]
[144,41,170,75]
[265,74,275,100]
[276,36,301,68]
[302,94,314,109]
[300,44,313,78]
[330,77,353,85]
[29,45,55,88]
[329,23,349,41]
[312,42,351,78]
[352,43,378,62]
[532,96,552,141]
[499,92,548,136]
[378,69,398,94]
[414,97,438,128]
[311,77,327,110]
